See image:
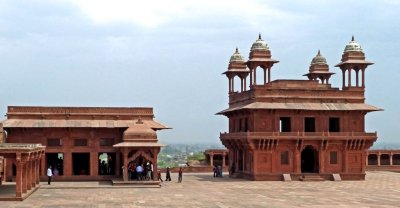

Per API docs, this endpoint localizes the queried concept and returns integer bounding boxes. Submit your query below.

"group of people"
[128,161,154,181]
[99,155,114,175]
[47,161,186,185]
[213,165,223,177]
[157,167,183,183]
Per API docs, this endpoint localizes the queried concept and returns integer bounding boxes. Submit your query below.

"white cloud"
[68,0,303,28]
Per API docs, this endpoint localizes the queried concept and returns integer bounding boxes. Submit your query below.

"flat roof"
[2,119,170,130]
[218,102,382,114]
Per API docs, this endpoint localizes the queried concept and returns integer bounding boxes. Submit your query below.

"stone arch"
[301,145,319,173]
[128,150,153,163]
[393,154,400,165]
[368,154,378,165]
[380,154,390,165]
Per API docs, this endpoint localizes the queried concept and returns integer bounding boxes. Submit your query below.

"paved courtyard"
[2,171,400,208]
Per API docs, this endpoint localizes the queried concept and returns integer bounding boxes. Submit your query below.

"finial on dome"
[235,47,238,53]
[352,35,355,41]
[317,49,321,56]
[258,33,262,40]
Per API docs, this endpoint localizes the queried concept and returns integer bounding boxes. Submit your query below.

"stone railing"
[220,131,377,140]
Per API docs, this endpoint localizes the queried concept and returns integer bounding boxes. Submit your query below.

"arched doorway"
[301,145,319,173]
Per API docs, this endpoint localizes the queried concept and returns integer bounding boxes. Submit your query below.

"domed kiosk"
[113,117,166,185]
[223,48,249,93]
[303,50,335,84]
[335,36,374,89]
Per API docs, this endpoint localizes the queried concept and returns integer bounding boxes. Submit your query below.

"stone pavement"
[2,171,400,208]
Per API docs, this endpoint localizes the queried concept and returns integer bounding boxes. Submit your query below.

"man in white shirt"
[47,166,53,185]
[136,165,143,180]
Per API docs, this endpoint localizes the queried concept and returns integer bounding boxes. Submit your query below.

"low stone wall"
[159,166,228,173]
[366,165,400,172]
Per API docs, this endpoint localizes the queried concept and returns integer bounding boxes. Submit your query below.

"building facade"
[218,35,381,180]
[2,106,168,181]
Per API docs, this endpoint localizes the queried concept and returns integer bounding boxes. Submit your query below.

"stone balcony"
[220,131,377,141]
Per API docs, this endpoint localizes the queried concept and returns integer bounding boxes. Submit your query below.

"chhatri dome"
[229,47,245,63]
[310,50,327,66]
[123,118,157,141]
[344,36,363,52]
[250,34,269,51]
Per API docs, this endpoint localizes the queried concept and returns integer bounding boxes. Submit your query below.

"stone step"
[299,174,325,181]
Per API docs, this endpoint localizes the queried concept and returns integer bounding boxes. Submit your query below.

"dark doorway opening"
[301,145,318,173]
[394,154,400,165]
[46,153,64,175]
[380,154,390,165]
[368,154,378,165]
[98,153,116,175]
[72,153,90,175]
[304,117,316,132]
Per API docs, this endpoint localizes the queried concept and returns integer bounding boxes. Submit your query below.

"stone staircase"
[299,174,325,181]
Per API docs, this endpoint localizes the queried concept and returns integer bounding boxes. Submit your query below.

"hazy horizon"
[0,1,399,145]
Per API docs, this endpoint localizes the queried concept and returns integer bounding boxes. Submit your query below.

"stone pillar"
[361,68,365,88]
[249,69,253,87]
[295,149,301,173]
[268,67,271,83]
[31,158,36,188]
[16,154,23,198]
[90,152,98,177]
[377,153,381,166]
[64,152,72,176]
[348,67,351,87]
[122,149,128,181]
[253,68,257,85]
[210,153,214,167]
[361,151,366,172]
[263,67,266,84]
[390,153,393,166]
[232,77,235,92]
[32,157,36,187]
[153,148,159,180]
[22,159,27,194]
[26,158,32,190]
[244,78,247,91]
[36,153,42,184]
[319,150,325,173]
[240,78,244,92]
[356,69,359,87]
[228,78,232,93]
[41,154,46,177]
[342,68,346,89]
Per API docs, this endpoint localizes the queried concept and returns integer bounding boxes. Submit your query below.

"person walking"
[165,167,172,181]
[47,166,53,185]
[178,167,183,183]
[213,165,217,177]
[157,170,163,182]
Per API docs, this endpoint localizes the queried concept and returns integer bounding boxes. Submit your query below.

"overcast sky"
[0,0,399,145]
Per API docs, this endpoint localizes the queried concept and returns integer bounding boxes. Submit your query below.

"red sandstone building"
[218,35,382,180]
[1,106,169,181]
